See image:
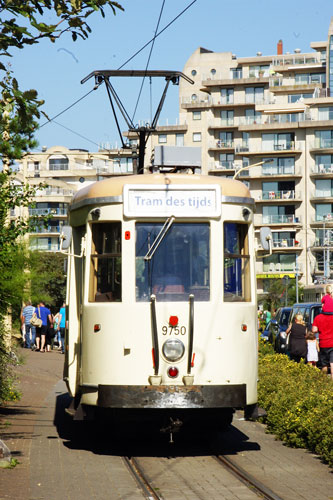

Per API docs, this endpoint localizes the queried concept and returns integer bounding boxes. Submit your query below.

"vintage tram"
[62,173,259,435]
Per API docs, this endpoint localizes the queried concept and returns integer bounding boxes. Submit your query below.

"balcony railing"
[32,226,62,234]
[315,213,333,222]
[261,166,295,176]
[314,238,333,247]
[235,142,300,154]
[269,74,325,87]
[210,140,234,149]
[262,262,302,273]
[312,190,333,198]
[272,54,322,66]
[48,163,69,171]
[272,238,300,248]
[41,188,74,196]
[262,214,300,224]
[312,164,333,174]
[261,190,296,200]
[29,242,59,251]
[311,138,333,149]
[28,208,67,216]
[209,160,236,170]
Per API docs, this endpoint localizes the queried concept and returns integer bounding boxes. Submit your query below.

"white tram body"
[63,173,258,428]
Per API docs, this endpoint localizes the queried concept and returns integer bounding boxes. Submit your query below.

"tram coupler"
[160,417,183,443]
[244,403,267,421]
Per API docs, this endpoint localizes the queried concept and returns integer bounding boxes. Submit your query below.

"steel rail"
[123,456,162,500]
[215,455,284,500]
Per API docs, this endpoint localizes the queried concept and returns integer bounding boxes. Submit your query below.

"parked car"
[260,320,271,341]
[268,307,292,353]
[289,302,322,331]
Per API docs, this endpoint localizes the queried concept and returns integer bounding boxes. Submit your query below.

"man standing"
[21,301,36,349]
[58,302,66,354]
[36,301,52,352]
[312,312,333,379]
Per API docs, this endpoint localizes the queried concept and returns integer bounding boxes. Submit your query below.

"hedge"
[258,338,333,467]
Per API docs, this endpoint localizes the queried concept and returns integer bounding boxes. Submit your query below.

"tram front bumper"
[97,384,246,409]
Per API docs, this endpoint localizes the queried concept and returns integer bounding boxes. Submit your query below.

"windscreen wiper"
[144,216,175,261]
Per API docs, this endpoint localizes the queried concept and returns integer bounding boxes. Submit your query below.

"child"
[321,284,333,314]
[306,331,319,367]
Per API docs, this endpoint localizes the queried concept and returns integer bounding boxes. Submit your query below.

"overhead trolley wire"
[131,0,166,123]
[38,0,197,142]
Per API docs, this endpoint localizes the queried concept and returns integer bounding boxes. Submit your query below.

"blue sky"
[10,0,333,151]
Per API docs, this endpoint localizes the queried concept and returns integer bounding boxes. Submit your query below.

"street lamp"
[233,159,273,180]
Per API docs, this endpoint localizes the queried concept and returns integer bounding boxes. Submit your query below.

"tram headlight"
[162,339,185,362]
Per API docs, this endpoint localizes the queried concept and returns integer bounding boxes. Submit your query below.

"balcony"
[32,226,62,234]
[311,164,333,175]
[310,139,333,151]
[272,53,322,67]
[261,166,295,176]
[208,160,238,171]
[312,213,333,223]
[259,214,301,225]
[41,188,74,197]
[235,142,302,155]
[311,189,333,200]
[28,208,67,216]
[208,140,234,150]
[258,190,297,201]
[262,262,303,274]
[269,74,325,88]
[272,238,300,249]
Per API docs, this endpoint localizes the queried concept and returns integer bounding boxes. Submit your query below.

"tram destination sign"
[123,184,221,218]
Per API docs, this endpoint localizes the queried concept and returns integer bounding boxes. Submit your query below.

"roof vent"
[257,51,262,56]
[294,48,301,53]
[42,146,47,152]
[232,54,236,59]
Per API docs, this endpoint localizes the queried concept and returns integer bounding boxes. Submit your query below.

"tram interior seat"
[95,291,113,302]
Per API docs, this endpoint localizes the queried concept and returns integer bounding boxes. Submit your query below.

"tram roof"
[70,174,252,211]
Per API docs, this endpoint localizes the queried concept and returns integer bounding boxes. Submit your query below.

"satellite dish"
[260,227,272,251]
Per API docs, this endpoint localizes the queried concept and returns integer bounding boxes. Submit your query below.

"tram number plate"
[162,325,187,335]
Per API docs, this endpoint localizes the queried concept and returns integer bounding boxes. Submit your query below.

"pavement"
[0,347,332,500]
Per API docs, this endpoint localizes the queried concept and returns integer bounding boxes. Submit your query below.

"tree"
[0,0,123,402]
[29,251,67,310]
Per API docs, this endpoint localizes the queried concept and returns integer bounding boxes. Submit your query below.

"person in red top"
[312,313,333,379]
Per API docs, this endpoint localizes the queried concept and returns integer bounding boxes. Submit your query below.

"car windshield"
[280,311,290,326]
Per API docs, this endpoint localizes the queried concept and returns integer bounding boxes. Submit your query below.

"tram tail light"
[168,366,179,378]
[152,348,156,368]
[94,324,101,332]
[191,352,195,367]
[169,315,178,327]
[241,324,247,332]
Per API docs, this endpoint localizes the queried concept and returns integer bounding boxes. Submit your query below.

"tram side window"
[89,222,121,302]
[224,222,251,302]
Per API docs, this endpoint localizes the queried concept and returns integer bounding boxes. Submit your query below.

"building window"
[263,253,296,272]
[48,155,69,170]
[230,68,242,79]
[191,69,197,76]
[193,132,201,142]
[221,88,234,104]
[191,94,197,101]
[249,65,269,77]
[318,107,333,120]
[193,111,201,120]
[262,133,294,151]
[315,130,333,148]
[219,153,234,169]
[315,204,333,221]
[176,134,184,147]
[245,87,264,104]
[158,134,167,144]
[288,93,313,103]
[263,157,294,175]
[219,131,233,147]
[221,110,234,126]
[211,68,216,75]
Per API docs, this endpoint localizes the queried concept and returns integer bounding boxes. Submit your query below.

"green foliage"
[28,251,66,309]
[0,1,124,56]
[259,278,303,311]
[0,319,21,404]
[258,347,333,467]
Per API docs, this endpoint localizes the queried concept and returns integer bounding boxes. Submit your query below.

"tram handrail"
[187,294,194,374]
[150,294,159,376]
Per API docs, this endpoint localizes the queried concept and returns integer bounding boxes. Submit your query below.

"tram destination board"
[123,184,221,218]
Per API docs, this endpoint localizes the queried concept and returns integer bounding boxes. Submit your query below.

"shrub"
[258,341,333,467]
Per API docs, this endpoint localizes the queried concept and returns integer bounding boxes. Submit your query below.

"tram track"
[123,453,284,500]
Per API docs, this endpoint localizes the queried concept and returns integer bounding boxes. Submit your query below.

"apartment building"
[147,19,333,293]
[16,145,136,251]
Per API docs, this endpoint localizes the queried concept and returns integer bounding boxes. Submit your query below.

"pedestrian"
[265,309,271,326]
[53,311,61,349]
[285,313,307,363]
[321,284,333,314]
[21,301,36,349]
[45,307,54,352]
[312,310,333,379]
[35,301,52,352]
[306,331,319,367]
[58,302,66,354]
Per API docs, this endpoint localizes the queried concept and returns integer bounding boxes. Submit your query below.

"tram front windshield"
[136,223,210,302]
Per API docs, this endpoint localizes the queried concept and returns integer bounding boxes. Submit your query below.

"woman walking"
[286,313,307,363]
